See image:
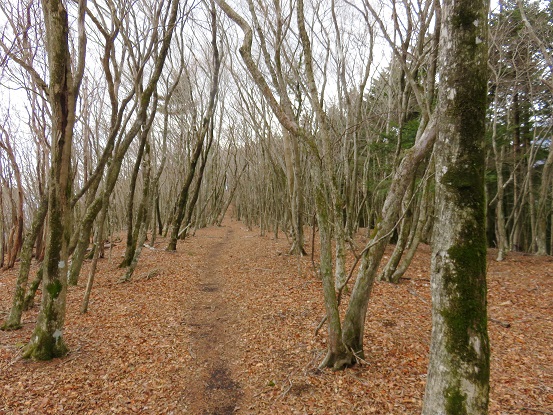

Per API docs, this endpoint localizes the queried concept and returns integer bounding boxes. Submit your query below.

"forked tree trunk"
[341,114,437,358]
[379,178,415,282]
[422,0,490,411]
[390,177,432,283]
[315,189,354,370]
[167,4,220,251]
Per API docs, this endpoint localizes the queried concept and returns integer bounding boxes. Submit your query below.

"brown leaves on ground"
[1,219,552,414]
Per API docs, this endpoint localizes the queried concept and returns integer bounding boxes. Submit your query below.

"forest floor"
[1,218,552,415]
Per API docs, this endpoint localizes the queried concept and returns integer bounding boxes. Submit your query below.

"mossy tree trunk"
[2,195,48,330]
[23,267,43,311]
[422,0,490,411]
[23,0,86,360]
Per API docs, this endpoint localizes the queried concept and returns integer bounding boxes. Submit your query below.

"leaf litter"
[0,218,552,414]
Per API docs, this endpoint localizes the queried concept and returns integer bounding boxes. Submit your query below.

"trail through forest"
[1,218,552,414]
[184,225,242,414]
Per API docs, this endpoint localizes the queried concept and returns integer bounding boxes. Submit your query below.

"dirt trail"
[183,225,242,415]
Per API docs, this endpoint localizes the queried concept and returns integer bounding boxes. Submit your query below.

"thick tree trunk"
[422,0,490,411]
[24,0,82,360]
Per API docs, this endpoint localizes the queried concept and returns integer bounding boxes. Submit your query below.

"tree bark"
[0,134,25,270]
[422,0,490,411]
[24,0,86,360]
[2,195,48,330]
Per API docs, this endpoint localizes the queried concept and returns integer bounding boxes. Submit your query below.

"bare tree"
[166,0,221,252]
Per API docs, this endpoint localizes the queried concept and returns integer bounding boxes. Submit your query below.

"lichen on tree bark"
[422,0,490,412]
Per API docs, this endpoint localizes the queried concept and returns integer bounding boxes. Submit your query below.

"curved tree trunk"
[342,115,437,357]
[390,177,432,283]
[379,178,415,282]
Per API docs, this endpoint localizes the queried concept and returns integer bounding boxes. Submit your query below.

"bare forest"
[0,0,552,414]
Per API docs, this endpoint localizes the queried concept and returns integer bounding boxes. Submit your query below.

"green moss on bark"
[23,330,68,361]
[445,385,468,415]
[46,280,63,299]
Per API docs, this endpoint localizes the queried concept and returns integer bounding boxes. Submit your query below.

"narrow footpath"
[183,226,242,415]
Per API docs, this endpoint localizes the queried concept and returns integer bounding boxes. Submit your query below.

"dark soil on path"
[1,218,552,414]
[183,225,243,414]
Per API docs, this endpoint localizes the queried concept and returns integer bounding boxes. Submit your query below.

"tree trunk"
[379,178,415,282]
[23,0,84,360]
[342,114,437,357]
[535,139,553,255]
[2,195,48,330]
[120,141,152,282]
[390,177,432,282]
[0,136,24,270]
[315,191,353,370]
[23,266,44,311]
[0,166,4,268]
[81,198,109,313]
[167,6,220,251]
[67,198,102,285]
[120,124,150,268]
[422,0,490,411]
